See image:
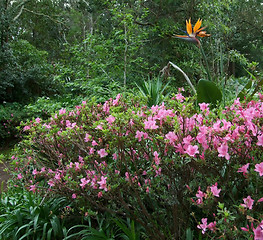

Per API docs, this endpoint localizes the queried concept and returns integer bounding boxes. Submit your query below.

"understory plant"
[0,187,71,240]
[65,213,145,240]
[10,92,263,239]
[135,76,171,108]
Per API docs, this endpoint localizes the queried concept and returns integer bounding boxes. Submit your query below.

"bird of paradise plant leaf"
[174,18,210,47]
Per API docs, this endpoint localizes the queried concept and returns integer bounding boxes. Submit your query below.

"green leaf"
[197,79,222,105]
[185,228,193,240]
[237,79,252,99]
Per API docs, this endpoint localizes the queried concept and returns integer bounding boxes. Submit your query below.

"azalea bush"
[10,92,263,239]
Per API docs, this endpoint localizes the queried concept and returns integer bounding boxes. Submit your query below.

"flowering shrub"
[11,93,263,239]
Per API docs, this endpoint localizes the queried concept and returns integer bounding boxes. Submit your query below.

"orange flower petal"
[193,18,202,33]
[197,31,211,37]
[186,18,192,35]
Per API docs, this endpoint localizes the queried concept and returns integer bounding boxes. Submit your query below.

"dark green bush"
[0,40,58,103]
[0,102,29,146]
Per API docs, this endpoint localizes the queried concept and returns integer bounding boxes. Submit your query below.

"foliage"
[0,102,29,146]
[0,40,57,103]
[196,79,222,106]
[10,93,263,239]
[65,213,146,240]
[0,187,72,240]
[135,77,171,108]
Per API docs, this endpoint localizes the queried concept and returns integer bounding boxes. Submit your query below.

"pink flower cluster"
[197,218,216,234]
[193,183,221,205]
[237,162,263,177]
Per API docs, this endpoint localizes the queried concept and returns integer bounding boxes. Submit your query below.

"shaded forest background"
[0,0,262,145]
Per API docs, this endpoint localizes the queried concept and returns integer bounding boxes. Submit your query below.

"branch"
[23,8,65,25]
[134,20,154,27]
[13,5,24,21]
[168,61,197,95]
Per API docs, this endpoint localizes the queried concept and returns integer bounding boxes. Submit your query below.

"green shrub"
[0,102,29,146]
[0,40,58,103]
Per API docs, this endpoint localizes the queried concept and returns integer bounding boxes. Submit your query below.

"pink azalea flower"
[196,133,208,150]
[196,187,206,200]
[125,172,130,181]
[97,176,108,191]
[48,179,55,187]
[89,147,95,155]
[112,153,118,160]
[92,140,98,146]
[185,145,199,157]
[241,225,249,232]
[29,185,36,193]
[23,125,31,131]
[207,221,216,232]
[54,173,61,180]
[175,93,185,102]
[17,173,23,179]
[135,131,148,141]
[255,162,263,176]
[72,194,77,199]
[80,178,90,188]
[183,135,194,145]
[98,149,108,158]
[197,218,208,234]
[95,124,103,130]
[98,191,103,198]
[258,198,263,203]
[165,132,178,144]
[253,221,263,240]
[106,115,115,124]
[59,108,66,115]
[103,101,109,113]
[112,94,121,106]
[234,98,241,106]
[196,133,206,144]
[78,156,84,164]
[218,143,230,160]
[84,133,91,142]
[210,183,221,197]
[241,196,254,210]
[199,103,210,112]
[221,119,232,131]
[75,162,81,171]
[35,117,41,123]
[237,163,250,176]
[153,151,160,165]
[146,186,150,193]
[213,120,221,132]
[144,119,159,130]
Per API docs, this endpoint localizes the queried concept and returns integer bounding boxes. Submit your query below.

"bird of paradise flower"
[174,18,210,47]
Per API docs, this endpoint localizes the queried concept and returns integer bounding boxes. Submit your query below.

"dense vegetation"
[0,0,262,239]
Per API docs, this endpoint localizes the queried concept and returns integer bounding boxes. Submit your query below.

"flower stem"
[168,61,196,95]
[200,44,212,82]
